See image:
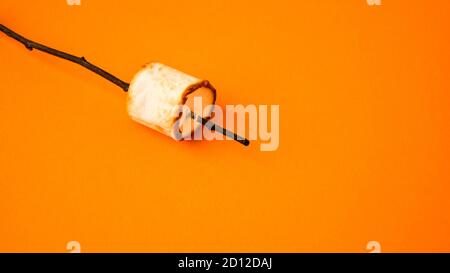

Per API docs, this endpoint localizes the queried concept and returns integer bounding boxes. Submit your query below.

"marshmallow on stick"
[0,24,249,146]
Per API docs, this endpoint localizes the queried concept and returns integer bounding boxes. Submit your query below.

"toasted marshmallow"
[127,63,216,140]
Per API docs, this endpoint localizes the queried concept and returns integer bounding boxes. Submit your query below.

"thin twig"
[191,112,250,146]
[0,24,129,91]
[1,24,249,146]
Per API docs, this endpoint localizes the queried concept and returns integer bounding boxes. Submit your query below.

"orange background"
[1,0,449,252]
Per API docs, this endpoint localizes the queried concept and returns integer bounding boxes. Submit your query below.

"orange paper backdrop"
[1,0,449,252]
